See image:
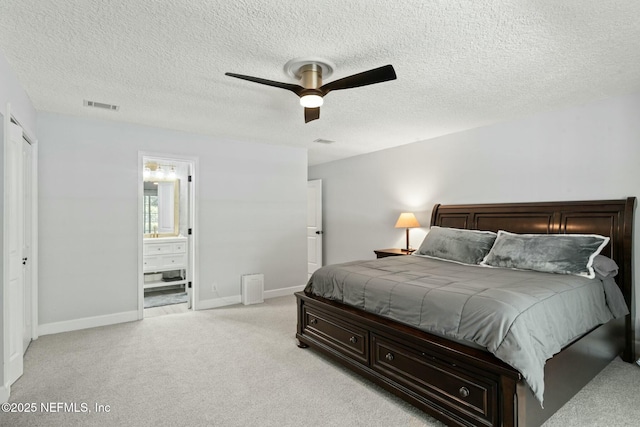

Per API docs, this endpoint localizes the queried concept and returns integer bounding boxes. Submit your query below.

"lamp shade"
[395,212,420,228]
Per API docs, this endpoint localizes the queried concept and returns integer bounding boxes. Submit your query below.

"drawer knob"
[459,387,470,398]
[309,318,317,325]
[349,336,357,344]
[385,352,394,361]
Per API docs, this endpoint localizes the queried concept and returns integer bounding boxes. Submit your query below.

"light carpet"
[3,295,639,426]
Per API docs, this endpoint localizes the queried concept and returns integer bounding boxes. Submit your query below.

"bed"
[295,198,635,427]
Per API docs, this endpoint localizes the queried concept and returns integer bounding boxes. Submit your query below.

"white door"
[6,122,24,383]
[307,180,323,278]
[22,136,33,353]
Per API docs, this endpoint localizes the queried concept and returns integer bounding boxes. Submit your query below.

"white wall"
[37,112,307,329]
[309,91,640,344]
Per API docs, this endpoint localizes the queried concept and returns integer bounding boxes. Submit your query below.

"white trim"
[3,104,10,403]
[196,286,306,311]
[38,311,138,337]
[138,151,198,318]
[0,384,9,403]
[137,152,144,319]
[197,295,242,310]
[30,141,38,340]
[264,285,306,299]
[190,159,199,310]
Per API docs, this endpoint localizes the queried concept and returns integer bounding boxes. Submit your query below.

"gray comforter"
[304,255,627,405]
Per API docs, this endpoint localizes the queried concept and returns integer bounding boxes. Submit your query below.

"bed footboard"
[296,292,625,427]
[296,291,521,427]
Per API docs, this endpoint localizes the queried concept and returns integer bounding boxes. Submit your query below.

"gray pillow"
[413,226,497,265]
[480,230,609,278]
[593,254,618,279]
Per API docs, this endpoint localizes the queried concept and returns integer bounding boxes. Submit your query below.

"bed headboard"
[431,198,636,361]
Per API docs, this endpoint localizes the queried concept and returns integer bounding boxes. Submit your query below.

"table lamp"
[395,212,421,251]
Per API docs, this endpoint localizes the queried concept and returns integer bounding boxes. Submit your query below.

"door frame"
[2,104,38,399]
[21,131,35,352]
[137,151,198,318]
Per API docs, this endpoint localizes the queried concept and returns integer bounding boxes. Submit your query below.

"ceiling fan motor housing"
[299,63,323,89]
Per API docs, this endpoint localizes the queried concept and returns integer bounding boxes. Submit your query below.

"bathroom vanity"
[143,236,188,289]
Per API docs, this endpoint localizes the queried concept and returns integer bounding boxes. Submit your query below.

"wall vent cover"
[83,99,120,111]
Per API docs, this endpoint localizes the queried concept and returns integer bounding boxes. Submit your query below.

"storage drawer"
[143,256,161,272]
[173,242,187,253]
[144,243,173,255]
[160,254,186,269]
[302,307,368,364]
[371,335,497,426]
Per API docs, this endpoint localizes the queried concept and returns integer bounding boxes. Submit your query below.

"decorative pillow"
[413,226,497,265]
[480,230,609,278]
[592,254,619,279]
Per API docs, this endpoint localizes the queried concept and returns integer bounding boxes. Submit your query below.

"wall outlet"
[211,283,217,292]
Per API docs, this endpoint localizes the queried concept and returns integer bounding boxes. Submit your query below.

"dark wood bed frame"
[296,198,635,427]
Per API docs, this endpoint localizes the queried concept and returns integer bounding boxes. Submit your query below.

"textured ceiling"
[1,1,639,165]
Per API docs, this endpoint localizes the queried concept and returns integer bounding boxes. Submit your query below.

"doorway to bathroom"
[138,153,197,318]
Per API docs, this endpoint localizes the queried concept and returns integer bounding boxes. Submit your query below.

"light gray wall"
[37,112,307,325]
[309,91,640,343]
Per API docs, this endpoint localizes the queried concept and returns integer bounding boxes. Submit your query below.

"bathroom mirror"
[143,179,179,237]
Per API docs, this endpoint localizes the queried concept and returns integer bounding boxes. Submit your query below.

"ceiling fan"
[225,59,396,123]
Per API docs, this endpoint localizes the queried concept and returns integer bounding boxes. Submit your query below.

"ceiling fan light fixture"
[226,60,395,123]
[300,94,323,108]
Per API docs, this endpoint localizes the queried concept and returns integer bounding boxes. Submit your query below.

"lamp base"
[405,228,411,252]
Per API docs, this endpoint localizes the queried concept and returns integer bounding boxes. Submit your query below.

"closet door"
[22,134,33,353]
[6,121,24,384]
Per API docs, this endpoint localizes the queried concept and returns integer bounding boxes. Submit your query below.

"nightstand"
[374,248,416,258]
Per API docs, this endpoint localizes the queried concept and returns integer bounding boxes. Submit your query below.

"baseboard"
[197,285,305,311]
[0,383,9,403]
[264,285,305,299]
[197,295,242,310]
[35,286,306,332]
[38,310,139,336]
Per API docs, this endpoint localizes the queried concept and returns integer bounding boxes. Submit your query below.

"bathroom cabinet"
[143,237,188,289]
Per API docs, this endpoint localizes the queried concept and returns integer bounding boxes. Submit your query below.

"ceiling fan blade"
[320,65,396,95]
[225,72,304,96]
[304,107,320,123]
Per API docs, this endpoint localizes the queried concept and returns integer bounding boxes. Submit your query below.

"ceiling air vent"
[313,138,335,144]
[83,100,119,111]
